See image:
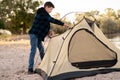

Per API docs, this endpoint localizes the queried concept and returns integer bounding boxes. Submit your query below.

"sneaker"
[28,68,34,74]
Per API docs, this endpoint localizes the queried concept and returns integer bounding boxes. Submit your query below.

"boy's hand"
[64,23,69,28]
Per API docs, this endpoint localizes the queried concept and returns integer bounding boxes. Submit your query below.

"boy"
[28,1,68,73]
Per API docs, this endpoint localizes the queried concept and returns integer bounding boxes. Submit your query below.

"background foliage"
[0,0,120,35]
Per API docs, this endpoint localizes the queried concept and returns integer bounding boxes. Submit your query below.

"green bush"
[100,17,118,34]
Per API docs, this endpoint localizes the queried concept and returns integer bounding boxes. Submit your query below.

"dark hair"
[44,1,55,8]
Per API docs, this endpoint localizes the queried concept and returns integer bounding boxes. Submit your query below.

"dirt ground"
[0,39,120,80]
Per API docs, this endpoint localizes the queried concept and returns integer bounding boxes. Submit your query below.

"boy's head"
[44,1,54,13]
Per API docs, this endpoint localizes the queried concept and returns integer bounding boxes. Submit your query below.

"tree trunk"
[22,23,27,34]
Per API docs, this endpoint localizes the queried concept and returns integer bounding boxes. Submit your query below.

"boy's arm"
[48,16,69,28]
[48,17,64,26]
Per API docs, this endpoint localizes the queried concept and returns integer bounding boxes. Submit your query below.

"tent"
[35,17,120,80]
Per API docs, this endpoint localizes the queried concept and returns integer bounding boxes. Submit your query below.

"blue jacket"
[28,7,64,41]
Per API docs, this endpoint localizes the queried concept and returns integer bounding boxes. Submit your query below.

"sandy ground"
[0,39,120,80]
[0,40,43,80]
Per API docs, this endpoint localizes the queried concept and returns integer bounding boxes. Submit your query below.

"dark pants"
[28,34,44,69]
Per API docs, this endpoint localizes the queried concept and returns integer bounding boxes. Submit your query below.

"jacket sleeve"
[48,16,64,26]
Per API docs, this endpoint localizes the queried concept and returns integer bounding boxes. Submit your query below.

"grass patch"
[0,34,11,40]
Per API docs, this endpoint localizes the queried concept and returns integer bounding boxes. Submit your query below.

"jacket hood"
[37,7,49,16]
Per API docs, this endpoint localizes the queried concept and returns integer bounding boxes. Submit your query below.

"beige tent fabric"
[93,24,120,67]
[37,30,71,76]
[36,18,120,80]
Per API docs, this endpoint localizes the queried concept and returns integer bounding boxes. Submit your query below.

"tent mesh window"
[68,29,117,69]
